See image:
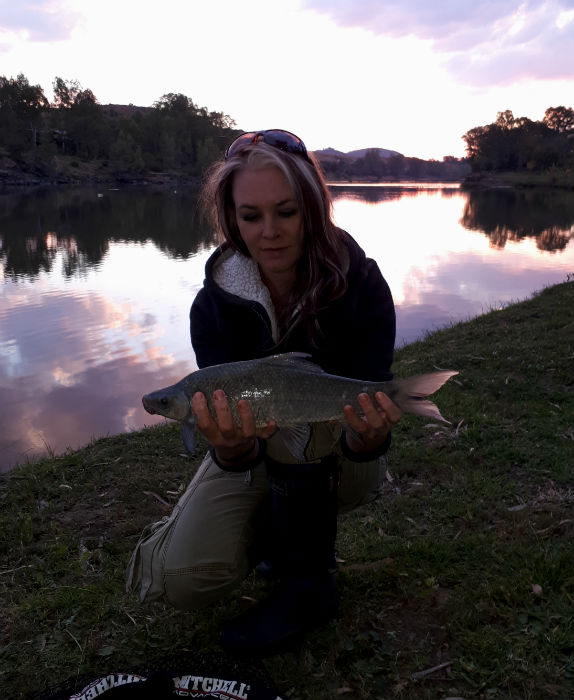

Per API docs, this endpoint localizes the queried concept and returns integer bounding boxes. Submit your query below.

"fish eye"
[160,397,169,406]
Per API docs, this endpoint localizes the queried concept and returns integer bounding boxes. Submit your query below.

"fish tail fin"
[393,371,458,423]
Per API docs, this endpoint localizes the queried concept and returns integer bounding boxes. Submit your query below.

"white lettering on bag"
[172,675,250,699]
[70,674,146,699]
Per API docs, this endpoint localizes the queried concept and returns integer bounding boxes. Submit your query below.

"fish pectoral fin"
[275,424,312,461]
[181,415,198,455]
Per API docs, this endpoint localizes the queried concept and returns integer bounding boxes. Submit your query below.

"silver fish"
[142,353,458,455]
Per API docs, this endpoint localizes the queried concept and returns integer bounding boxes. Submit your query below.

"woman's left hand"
[343,392,403,453]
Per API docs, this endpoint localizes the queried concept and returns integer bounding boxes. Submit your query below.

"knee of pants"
[158,453,270,610]
[163,560,249,611]
[337,457,382,513]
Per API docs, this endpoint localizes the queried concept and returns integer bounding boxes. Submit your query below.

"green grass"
[462,168,573,189]
[1,281,573,700]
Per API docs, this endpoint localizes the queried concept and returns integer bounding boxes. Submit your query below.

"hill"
[313,146,470,182]
[313,147,403,160]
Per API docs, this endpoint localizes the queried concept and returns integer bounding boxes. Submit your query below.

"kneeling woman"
[127,129,402,654]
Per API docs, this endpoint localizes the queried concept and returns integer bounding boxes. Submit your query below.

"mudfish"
[142,353,458,454]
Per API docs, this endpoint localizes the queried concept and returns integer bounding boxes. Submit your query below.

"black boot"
[221,457,339,655]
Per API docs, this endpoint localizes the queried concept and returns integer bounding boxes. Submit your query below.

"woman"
[127,129,402,654]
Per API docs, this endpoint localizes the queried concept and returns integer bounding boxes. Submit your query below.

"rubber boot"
[221,457,339,655]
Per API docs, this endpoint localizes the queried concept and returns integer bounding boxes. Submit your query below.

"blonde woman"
[127,129,402,655]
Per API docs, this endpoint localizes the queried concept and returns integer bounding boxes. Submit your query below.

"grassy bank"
[1,281,573,700]
[462,168,573,189]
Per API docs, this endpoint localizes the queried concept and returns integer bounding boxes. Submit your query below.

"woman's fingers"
[374,392,403,425]
[237,399,256,437]
[213,389,236,437]
[343,392,402,451]
[192,391,262,443]
[192,391,214,434]
[357,392,385,429]
[256,420,277,439]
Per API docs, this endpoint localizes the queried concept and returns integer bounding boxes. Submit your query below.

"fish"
[142,353,458,456]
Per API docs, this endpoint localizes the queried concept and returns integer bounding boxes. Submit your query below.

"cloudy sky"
[0,0,572,159]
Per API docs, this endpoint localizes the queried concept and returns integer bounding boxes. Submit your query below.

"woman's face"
[231,165,304,290]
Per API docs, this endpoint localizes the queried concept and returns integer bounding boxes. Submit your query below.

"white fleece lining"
[213,249,279,342]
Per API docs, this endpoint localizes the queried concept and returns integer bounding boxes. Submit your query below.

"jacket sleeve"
[341,258,396,382]
[339,259,396,460]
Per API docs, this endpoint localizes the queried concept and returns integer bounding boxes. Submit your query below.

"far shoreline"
[1,154,572,192]
[460,169,573,190]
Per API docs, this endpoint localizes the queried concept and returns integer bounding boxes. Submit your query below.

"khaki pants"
[126,426,382,610]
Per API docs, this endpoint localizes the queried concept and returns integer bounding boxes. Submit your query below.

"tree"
[360,148,384,178]
[0,75,239,178]
[110,130,145,173]
[52,77,82,109]
[463,108,574,173]
[462,125,498,170]
[49,78,108,158]
[0,74,48,152]
[495,110,517,129]
[543,106,574,133]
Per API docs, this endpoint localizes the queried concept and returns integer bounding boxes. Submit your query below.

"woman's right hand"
[192,390,276,465]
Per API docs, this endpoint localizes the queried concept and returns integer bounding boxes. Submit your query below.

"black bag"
[28,651,283,700]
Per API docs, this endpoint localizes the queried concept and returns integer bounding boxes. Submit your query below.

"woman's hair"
[201,141,348,344]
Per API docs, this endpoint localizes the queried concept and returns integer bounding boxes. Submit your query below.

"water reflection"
[330,183,461,204]
[460,188,574,251]
[329,185,573,348]
[0,184,572,472]
[0,187,214,280]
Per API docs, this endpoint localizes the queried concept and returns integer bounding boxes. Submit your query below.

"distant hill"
[313,147,403,160]
[312,146,471,182]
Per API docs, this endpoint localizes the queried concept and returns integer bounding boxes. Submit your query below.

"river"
[1,183,572,471]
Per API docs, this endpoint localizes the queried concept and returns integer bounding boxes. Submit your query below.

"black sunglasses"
[225,129,310,161]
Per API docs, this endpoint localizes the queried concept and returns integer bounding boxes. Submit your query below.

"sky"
[0,0,572,160]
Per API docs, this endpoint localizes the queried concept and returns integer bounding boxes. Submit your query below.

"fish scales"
[187,359,374,427]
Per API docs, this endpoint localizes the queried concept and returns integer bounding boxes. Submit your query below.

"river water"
[1,183,572,471]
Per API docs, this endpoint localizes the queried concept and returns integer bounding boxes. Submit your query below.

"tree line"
[1,73,572,184]
[316,150,470,182]
[0,74,239,181]
[462,107,574,173]
[0,73,469,184]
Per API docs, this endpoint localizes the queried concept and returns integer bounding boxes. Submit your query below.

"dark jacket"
[190,232,396,383]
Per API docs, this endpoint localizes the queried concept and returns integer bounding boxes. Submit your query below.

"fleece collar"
[212,248,279,342]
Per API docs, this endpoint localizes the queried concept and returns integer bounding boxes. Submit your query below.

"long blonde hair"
[201,142,348,343]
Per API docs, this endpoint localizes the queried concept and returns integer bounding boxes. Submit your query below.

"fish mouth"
[141,390,191,421]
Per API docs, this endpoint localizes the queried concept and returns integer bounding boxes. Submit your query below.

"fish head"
[142,385,191,422]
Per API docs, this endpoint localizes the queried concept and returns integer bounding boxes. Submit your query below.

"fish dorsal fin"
[260,352,325,374]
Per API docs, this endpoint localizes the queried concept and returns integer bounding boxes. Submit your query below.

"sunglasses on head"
[225,129,310,161]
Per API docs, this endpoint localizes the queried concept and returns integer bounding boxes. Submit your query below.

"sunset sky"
[0,0,572,159]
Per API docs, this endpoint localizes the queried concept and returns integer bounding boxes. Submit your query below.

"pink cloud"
[0,0,79,41]
[302,0,574,84]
